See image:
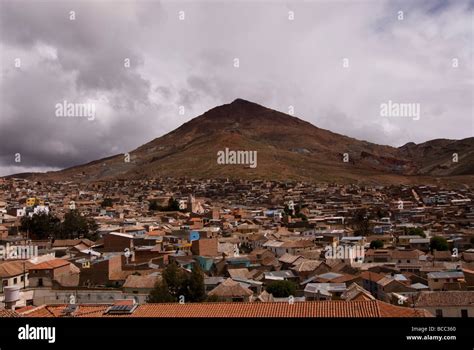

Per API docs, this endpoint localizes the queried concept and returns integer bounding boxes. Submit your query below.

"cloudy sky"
[0,0,472,176]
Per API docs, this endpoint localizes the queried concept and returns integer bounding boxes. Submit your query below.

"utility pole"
[23,261,26,289]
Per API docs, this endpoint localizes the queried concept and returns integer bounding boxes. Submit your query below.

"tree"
[186,263,206,302]
[430,236,449,252]
[147,278,175,303]
[406,227,425,238]
[148,262,207,303]
[352,209,371,236]
[162,261,191,300]
[101,198,113,208]
[370,240,384,249]
[149,197,180,212]
[148,200,160,211]
[20,212,60,239]
[266,280,296,298]
[60,210,97,239]
[166,197,180,211]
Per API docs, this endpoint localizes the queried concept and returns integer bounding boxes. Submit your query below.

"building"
[207,278,253,302]
[0,260,31,292]
[415,291,474,317]
[14,300,433,317]
[28,259,77,288]
[191,238,218,257]
[427,271,465,291]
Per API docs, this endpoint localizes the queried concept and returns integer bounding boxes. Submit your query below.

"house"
[28,258,78,288]
[409,238,430,251]
[78,255,123,287]
[313,272,361,287]
[291,259,325,281]
[360,271,385,297]
[375,276,415,302]
[122,274,160,295]
[304,283,346,300]
[391,250,424,264]
[191,238,218,257]
[103,232,133,252]
[415,291,474,317]
[427,271,465,291]
[263,270,298,282]
[204,276,225,293]
[364,249,391,263]
[278,253,304,269]
[432,250,456,262]
[263,239,314,257]
[16,300,433,317]
[341,283,375,301]
[0,260,32,292]
[207,278,253,302]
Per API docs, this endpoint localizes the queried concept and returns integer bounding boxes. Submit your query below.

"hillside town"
[0,176,473,318]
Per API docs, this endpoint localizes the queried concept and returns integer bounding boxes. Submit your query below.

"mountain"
[12,99,474,185]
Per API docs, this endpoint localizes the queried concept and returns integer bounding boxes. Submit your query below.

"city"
[0,176,472,318]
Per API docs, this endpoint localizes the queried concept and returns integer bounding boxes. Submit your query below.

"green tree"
[60,210,97,239]
[266,280,296,298]
[148,262,207,303]
[352,209,371,236]
[430,236,449,252]
[148,200,160,211]
[166,197,180,211]
[147,278,175,303]
[101,198,113,208]
[20,212,60,239]
[370,240,384,249]
[406,227,426,238]
[162,262,188,298]
[186,263,206,302]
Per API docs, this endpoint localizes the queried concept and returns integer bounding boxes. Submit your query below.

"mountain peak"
[230,98,253,105]
[228,98,266,110]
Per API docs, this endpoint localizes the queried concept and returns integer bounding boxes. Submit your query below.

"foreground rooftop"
[10,300,433,318]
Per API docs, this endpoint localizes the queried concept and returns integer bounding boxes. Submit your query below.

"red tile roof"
[14,300,432,318]
[31,259,70,270]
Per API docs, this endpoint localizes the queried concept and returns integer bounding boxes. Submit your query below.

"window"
[461,309,468,318]
[20,276,24,282]
[13,278,17,284]
[435,309,443,318]
[407,260,410,263]
[434,279,438,282]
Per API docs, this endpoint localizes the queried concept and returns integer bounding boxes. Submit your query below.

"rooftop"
[14,300,433,318]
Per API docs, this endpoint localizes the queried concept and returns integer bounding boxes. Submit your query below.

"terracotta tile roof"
[291,259,322,272]
[15,300,432,318]
[208,278,253,298]
[391,250,424,260]
[415,291,474,307]
[0,309,22,317]
[31,259,70,270]
[123,275,160,289]
[0,260,31,277]
[360,271,385,282]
